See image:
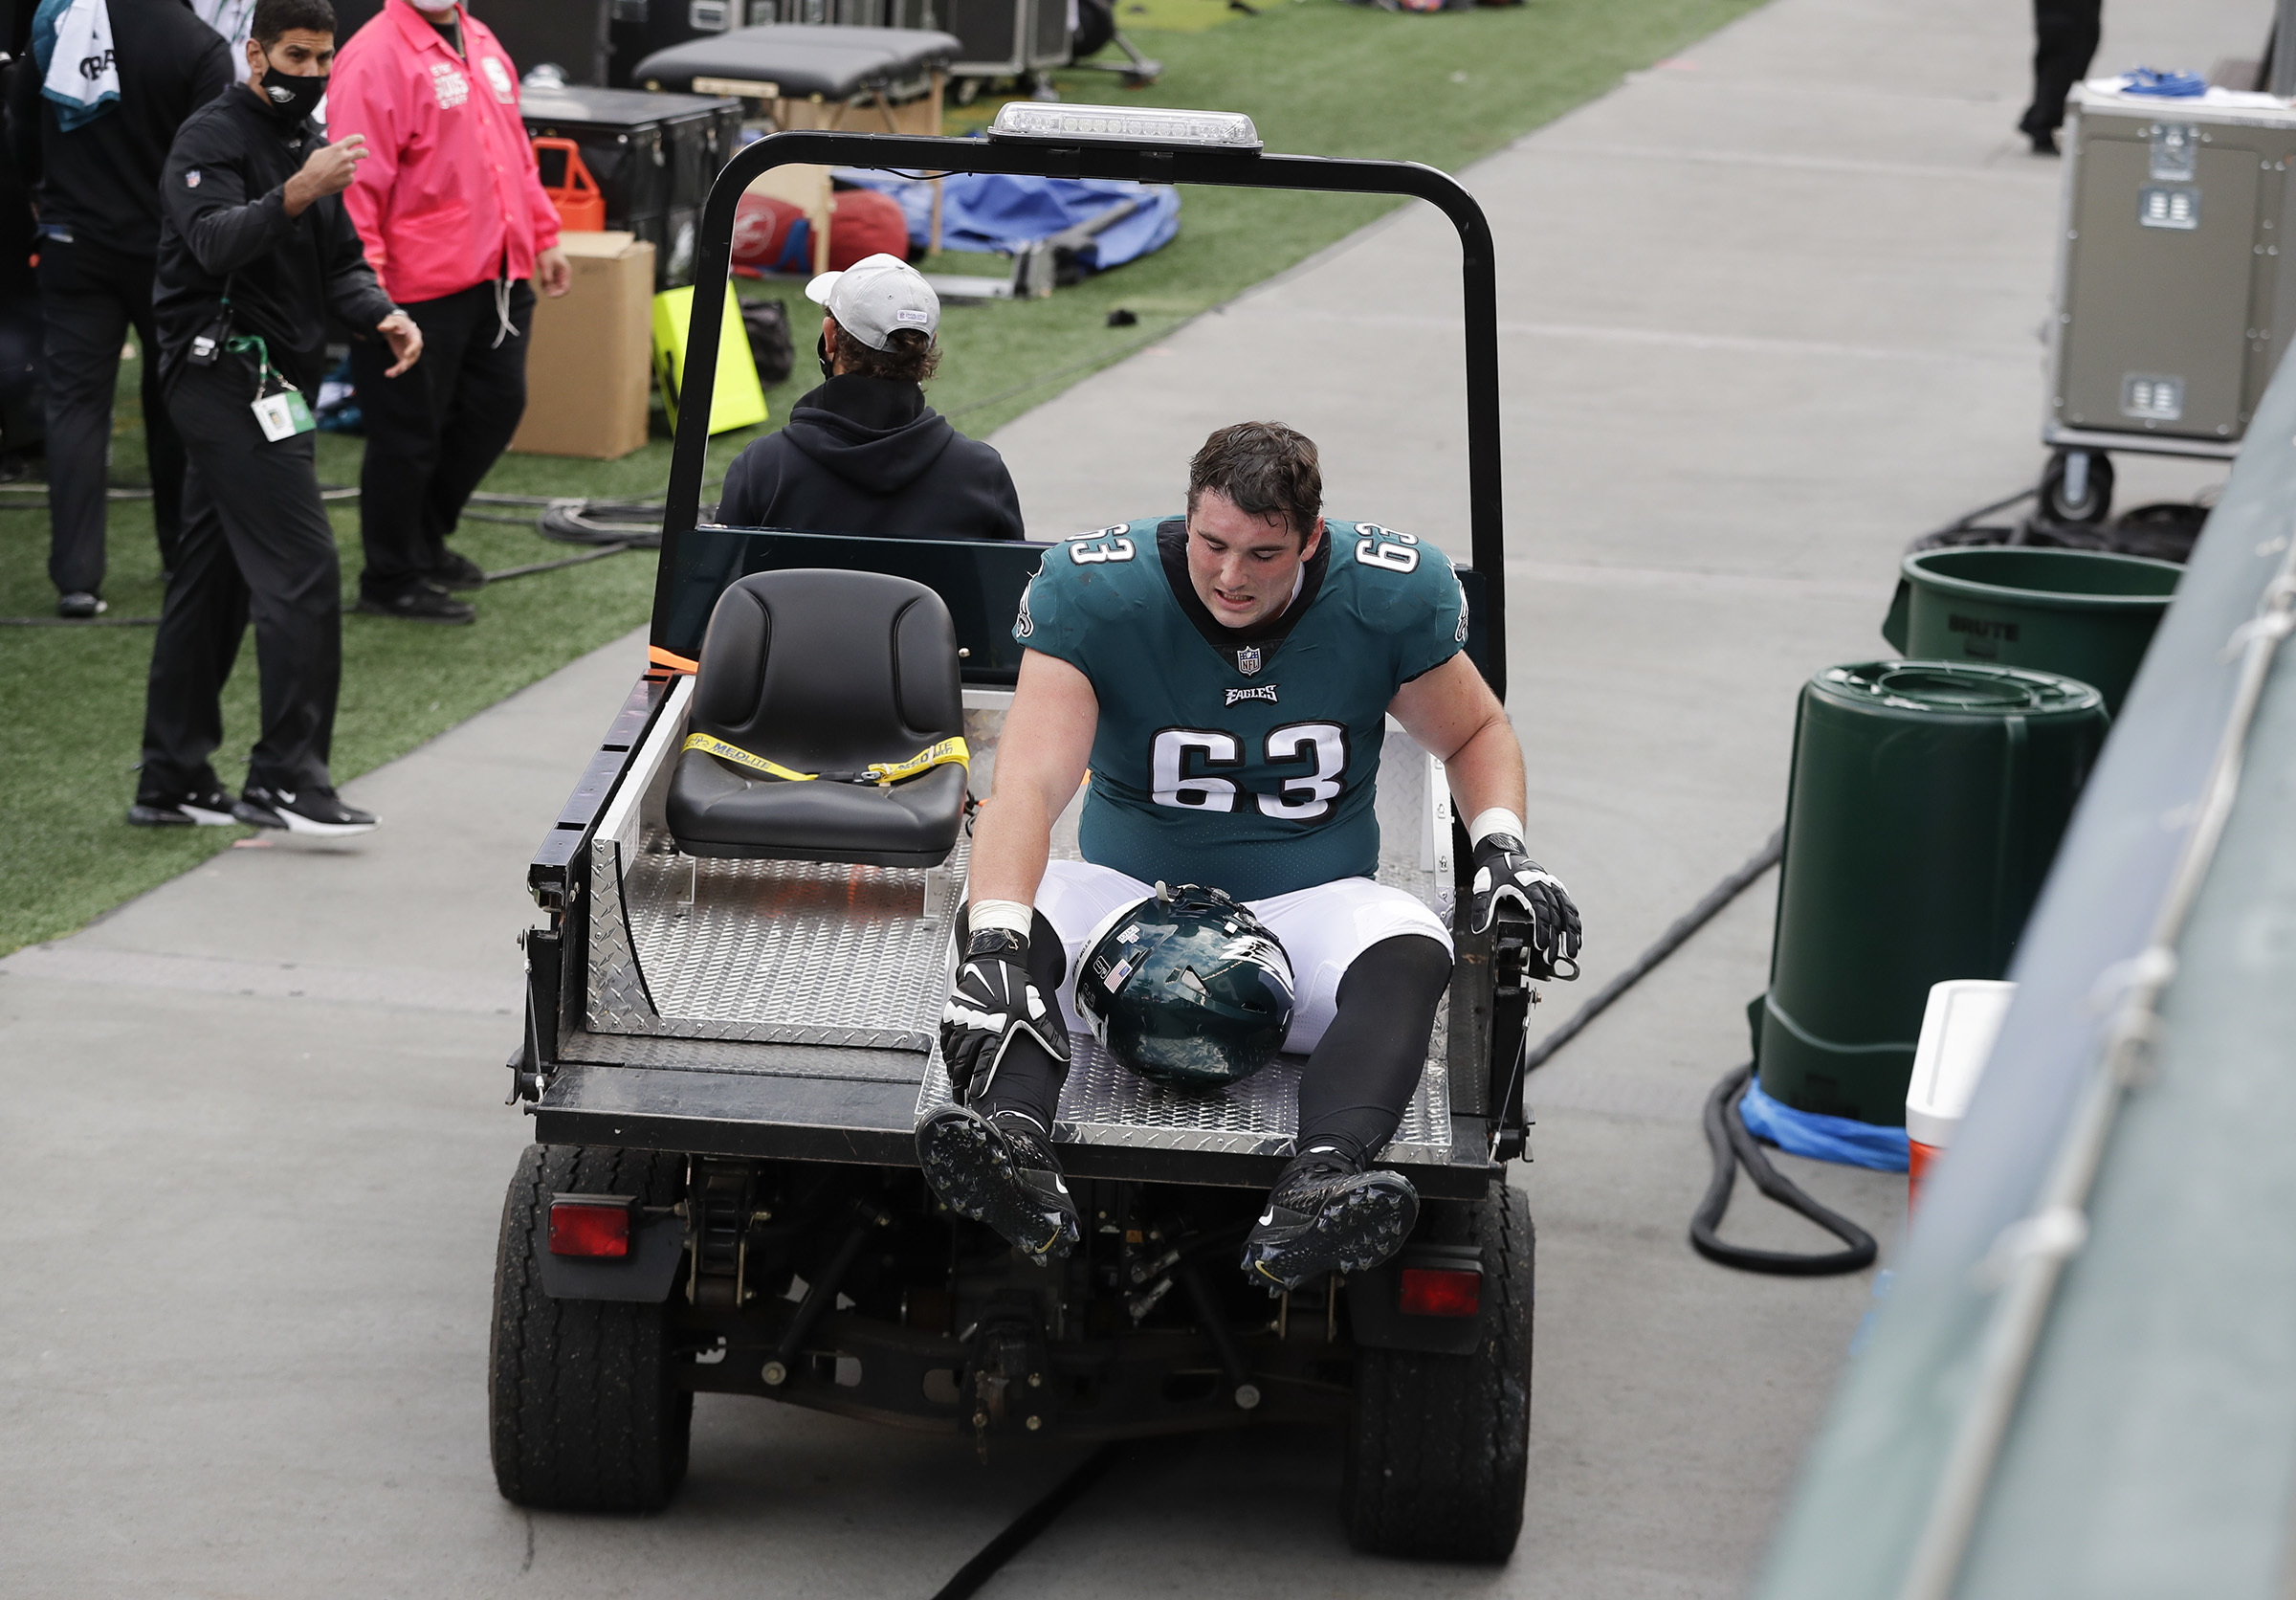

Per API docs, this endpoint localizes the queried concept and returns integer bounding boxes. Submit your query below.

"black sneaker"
[355,583,475,625]
[1238,1151,1419,1292]
[57,591,106,619]
[429,548,488,590]
[127,785,240,828]
[234,784,379,836]
[916,1105,1081,1263]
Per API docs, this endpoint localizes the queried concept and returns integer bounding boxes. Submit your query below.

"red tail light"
[549,1196,634,1258]
[1399,1266,1481,1319]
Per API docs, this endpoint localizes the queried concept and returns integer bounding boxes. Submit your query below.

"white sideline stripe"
[1247,303,2030,367]
[1505,559,1891,604]
[0,944,517,1014]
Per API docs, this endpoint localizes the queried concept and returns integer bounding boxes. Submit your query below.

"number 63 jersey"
[1015,515,1468,900]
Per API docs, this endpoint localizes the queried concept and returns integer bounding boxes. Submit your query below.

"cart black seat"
[666,569,966,866]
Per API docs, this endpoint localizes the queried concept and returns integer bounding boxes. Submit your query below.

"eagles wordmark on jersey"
[1015,515,1468,900]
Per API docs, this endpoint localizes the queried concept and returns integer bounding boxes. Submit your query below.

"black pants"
[140,357,342,798]
[352,277,533,600]
[2022,0,2103,137]
[38,238,186,595]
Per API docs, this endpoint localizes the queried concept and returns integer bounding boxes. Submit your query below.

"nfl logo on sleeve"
[1236,646,1262,677]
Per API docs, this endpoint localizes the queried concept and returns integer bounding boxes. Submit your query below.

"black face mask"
[256,64,328,125]
[816,334,833,382]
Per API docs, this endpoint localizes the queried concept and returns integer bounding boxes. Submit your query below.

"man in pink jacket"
[327,0,569,623]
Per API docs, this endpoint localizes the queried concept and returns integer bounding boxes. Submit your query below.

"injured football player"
[918,420,1582,1289]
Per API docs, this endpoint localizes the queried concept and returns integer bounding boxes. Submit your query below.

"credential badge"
[1236,646,1262,677]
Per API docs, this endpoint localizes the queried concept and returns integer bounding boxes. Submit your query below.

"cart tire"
[490,1144,692,1512]
[1342,1183,1533,1562]
[2040,449,2115,525]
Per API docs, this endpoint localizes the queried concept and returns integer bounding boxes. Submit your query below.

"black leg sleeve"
[1295,934,1455,1167]
[952,901,1071,1130]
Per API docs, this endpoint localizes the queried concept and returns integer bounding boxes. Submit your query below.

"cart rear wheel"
[490,1144,692,1512]
[1342,1183,1534,1562]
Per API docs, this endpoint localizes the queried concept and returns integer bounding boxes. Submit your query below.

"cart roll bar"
[655,130,1511,696]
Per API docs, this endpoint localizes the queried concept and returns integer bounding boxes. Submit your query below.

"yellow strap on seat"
[683,731,969,788]
[865,735,970,786]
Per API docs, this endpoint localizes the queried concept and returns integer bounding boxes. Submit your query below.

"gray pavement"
[0,0,2263,1593]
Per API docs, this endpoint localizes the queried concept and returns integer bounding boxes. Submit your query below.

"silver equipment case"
[2049,81,2296,461]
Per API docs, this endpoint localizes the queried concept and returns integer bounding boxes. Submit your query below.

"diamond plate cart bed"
[490,112,1551,1563]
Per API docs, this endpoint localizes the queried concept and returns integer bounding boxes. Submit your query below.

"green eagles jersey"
[1015,515,1468,900]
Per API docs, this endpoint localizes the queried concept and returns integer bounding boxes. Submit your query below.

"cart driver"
[918,421,1582,1290]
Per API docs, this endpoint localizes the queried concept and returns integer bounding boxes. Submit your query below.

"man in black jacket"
[717,255,1024,541]
[7,0,233,617]
[132,0,422,834]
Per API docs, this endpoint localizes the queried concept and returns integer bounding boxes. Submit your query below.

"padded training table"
[632,26,960,136]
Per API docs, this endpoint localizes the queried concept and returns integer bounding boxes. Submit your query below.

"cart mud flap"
[535,1211,689,1302]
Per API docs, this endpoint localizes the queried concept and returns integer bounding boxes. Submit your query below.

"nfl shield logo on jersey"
[1236,646,1263,677]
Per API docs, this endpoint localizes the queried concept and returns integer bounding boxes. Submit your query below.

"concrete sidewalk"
[0,0,2259,1594]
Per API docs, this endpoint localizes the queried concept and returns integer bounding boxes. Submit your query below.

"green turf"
[0,0,1758,955]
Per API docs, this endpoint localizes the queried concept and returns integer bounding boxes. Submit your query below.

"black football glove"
[939,928,1071,1102]
[1469,834,1582,980]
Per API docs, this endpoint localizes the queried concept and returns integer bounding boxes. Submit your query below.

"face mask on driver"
[257,60,328,124]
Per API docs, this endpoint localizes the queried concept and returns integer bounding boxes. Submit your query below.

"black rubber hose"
[1520,828,1783,1077]
[481,543,634,583]
[1690,1064,1878,1277]
[929,1443,1124,1600]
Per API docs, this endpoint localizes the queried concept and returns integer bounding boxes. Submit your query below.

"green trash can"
[1756,661,2108,1125]
[1881,546,2181,715]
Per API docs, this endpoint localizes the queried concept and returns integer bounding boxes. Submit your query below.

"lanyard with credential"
[227,331,316,442]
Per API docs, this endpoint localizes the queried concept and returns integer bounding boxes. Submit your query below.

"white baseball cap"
[806,253,939,351]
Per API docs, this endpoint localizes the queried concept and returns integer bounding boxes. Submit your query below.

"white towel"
[40,0,120,131]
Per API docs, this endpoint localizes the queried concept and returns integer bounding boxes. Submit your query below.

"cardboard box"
[510,232,655,460]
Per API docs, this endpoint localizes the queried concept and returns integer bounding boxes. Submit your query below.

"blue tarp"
[1740,1075,1910,1172]
[833,169,1181,273]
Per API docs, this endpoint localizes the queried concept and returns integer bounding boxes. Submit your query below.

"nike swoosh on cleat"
[1258,1210,1275,1227]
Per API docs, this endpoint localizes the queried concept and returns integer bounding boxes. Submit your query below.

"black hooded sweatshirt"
[717,375,1025,541]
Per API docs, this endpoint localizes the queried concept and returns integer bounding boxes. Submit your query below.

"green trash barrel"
[1756,661,2108,1125]
[1881,546,2181,715]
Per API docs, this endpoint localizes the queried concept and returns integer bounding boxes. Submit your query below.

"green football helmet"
[1074,883,1296,1090]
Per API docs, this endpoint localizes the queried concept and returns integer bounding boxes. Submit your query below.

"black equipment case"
[943,0,1070,79]
[519,84,744,289]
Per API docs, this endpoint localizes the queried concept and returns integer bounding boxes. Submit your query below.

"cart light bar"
[549,1195,636,1258]
[1399,1266,1481,1319]
[987,102,1261,151]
